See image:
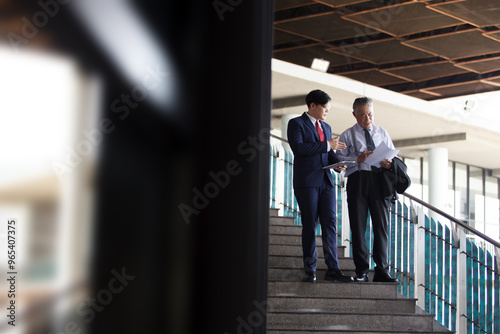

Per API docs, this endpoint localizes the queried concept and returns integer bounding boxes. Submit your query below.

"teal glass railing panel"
[425,215,431,312]
[283,150,290,217]
[390,203,396,281]
[287,151,294,218]
[366,212,374,270]
[430,218,437,317]
[408,203,415,299]
[402,203,409,297]
[334,171,342,244]
[473,243,479,332]
[495,260,500,332]
[444,224,451,329]
[467,239,473,333]
[396,201,403,293]
[451,233,458,332]
[486,251,493,334]
[437,221,444,324]
[270,145,277,208]
[479,247,486,332]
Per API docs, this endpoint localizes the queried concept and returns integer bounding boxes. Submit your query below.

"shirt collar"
[305,112,318,125]
[355,123,375,133]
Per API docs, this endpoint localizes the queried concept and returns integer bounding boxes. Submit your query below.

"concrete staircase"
[267,208,453,334]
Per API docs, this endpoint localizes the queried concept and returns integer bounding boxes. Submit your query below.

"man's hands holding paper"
[359,142,399,168]
[357,151,392,169]
[357,150,372,163]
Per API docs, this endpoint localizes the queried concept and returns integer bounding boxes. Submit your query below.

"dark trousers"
[347,171,391,275]
[294,176,339,273]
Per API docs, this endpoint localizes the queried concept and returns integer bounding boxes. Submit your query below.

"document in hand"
[323,161,358,170]
[363,142,399,167]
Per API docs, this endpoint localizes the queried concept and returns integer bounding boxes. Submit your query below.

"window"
[455,163,468,223]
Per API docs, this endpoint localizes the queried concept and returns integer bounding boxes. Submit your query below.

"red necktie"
[316,120,325,142]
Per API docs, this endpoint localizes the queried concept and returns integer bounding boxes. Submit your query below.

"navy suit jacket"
[287,112,340,188]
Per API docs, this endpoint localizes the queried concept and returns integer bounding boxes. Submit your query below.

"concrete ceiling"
[271,59,500,170]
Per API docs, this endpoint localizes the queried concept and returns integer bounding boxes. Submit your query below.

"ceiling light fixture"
[311,58,330,73]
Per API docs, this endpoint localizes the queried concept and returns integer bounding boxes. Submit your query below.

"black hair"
[305,89,331,108]
[352,97,373,113]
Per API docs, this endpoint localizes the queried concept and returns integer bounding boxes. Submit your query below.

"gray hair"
[353,97,373,114]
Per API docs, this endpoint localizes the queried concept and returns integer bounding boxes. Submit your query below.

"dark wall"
[82,1,274,334]
[2,0,272,333]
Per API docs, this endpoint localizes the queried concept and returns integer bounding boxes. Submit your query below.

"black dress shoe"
[303,272,316,283]
[324,269,353,283]
[373,272,399,283]
[354,273,369,282]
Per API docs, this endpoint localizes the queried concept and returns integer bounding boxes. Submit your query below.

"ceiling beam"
[393,132,466,147]
[272,95,305,109]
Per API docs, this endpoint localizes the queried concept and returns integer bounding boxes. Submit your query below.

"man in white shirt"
[337,97,398,283]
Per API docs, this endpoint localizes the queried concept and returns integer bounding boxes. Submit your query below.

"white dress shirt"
[305,112,331,152]
[337,123,395,177]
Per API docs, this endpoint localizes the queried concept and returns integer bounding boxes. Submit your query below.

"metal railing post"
[456,228,468,333]
[414,205,426,311]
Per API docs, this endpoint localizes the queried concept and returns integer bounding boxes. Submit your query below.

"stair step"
[269,255,354,270]
[267,311,435,331]
[270,208,280,217]
[269,224,302,235]
[269,268,383,282]
[268,295,416,314]
[269,234,325,246]
[268,268,359,282]
[270,216,298,226]
[268,281,399,299]
[269,244,347,258]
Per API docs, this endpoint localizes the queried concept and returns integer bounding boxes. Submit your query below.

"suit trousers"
[346,170,391,275]
[294,175,340,273]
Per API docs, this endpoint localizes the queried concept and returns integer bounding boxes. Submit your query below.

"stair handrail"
[404,192,500,249]
[271,134,288,143]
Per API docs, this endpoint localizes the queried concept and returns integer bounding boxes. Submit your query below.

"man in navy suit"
[287,90,353,283]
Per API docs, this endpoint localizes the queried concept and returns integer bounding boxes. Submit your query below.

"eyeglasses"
[357,112,373,119]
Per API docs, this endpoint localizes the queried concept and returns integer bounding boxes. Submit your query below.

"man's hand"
[334,165,347,173]
[357,151,372,163]
[329,136,346,151]
[380,159,392,169]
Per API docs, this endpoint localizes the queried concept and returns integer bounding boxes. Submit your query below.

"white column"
[428,147,449,218]
[281,114,301,152]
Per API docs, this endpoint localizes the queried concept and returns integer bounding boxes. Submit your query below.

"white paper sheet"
[363,142,399,167]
